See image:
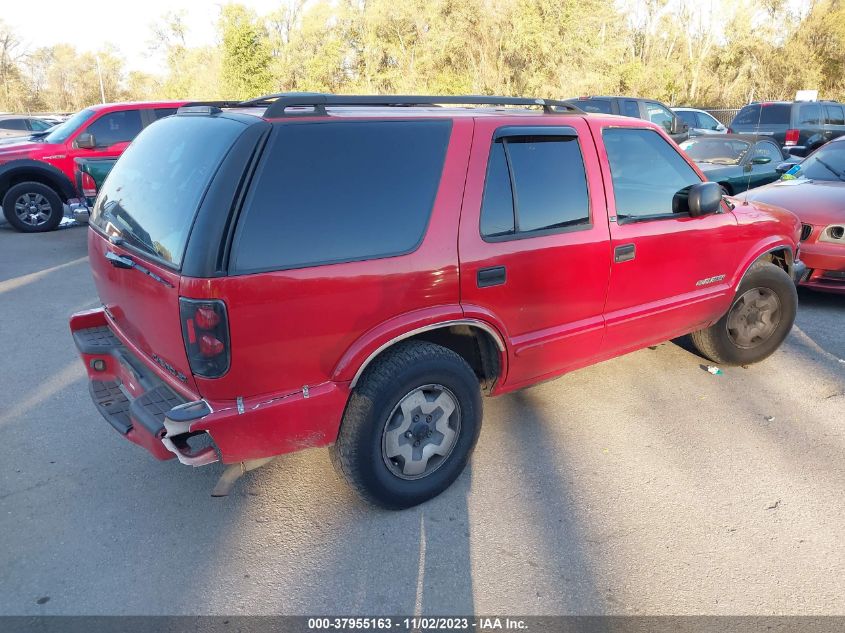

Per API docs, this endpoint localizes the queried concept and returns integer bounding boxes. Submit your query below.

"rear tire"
[690,260,797,366]
[2,182,64,233]
[331,341,482,510]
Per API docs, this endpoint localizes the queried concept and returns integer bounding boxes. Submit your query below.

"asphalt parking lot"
[1,223,844,616]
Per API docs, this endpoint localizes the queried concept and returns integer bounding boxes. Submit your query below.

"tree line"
[1,0,843,114]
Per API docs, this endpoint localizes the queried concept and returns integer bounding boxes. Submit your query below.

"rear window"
[90,115,245,267]
[732,104,790,127]
[231,120,451,273]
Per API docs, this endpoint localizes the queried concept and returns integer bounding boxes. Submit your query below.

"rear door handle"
[614,244,636,263]
[477,266,506,288]
[105,250,134,269]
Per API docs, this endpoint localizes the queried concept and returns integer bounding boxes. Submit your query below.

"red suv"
[69,94,803,509]
[0,100,187,232]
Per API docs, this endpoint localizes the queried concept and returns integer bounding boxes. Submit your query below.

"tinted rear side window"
[824,104,845,126]
[480,134,590,239]
[232,120,451,273]
[732,104,790,127]
[90,115,245,267]
[798,103,821,125]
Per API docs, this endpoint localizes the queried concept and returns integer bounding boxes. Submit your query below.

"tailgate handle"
[614,244,636,263]
[477,266,506,288]
[105,250,134,269]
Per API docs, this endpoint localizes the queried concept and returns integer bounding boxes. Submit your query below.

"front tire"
[690,260,797,365]
[331,341,482,510]
[2,182,64,233]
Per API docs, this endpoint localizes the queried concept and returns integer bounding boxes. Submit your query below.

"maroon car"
[747,136,845,294]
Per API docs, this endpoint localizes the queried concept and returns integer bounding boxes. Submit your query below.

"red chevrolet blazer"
[69,94,803,509]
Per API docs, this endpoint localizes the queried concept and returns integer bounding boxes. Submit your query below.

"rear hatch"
[88,113,248,394]
[730,103,790,143]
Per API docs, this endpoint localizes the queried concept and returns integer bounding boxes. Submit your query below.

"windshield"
[42,108,95,144]
[679,138,750,165]
[798,142,845,182]
[90,114,246,267]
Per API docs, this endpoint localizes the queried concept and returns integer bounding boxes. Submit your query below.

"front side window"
[751,141,782,163]
[680,138,750,165]
[698,111,722,130]
[645,102,674,132]
[799,104,821,126]
[480,134,590,239]
[29,119,54,131]
[604,128,702,219]
[84,110,143,147]
[231,120,452,273]
[675,111,697,127]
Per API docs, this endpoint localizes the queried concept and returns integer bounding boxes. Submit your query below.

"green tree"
[219,4,274,99]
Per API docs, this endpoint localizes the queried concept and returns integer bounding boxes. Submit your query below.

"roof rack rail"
[242,94,581,118]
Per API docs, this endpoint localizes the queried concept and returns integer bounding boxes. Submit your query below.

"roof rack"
[236,93,581,118]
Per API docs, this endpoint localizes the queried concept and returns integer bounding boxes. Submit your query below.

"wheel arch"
[340,319,507,395]
[0,160,77,202]
[734,243,794,290]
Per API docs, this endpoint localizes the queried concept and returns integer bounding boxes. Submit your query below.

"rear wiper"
[104,250,174,288]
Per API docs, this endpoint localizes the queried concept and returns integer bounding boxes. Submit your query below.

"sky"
[3,0,289,74]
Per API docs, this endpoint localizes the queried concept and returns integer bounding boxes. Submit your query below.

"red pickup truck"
[0,100,186,232]
[69,94,803,509]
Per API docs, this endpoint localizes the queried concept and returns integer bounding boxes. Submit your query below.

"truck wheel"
[2,182,64,233]
[331,341,482,510]
[690,260,797,366]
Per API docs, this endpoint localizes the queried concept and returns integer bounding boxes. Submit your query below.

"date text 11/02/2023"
[306,617,528,630]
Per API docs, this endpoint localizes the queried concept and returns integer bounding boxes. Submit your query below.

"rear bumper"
[69,308,349,465]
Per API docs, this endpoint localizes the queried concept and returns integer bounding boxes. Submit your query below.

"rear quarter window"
[576,99,613,114]
[231,120,452,273]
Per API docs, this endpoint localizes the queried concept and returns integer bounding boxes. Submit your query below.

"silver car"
[0,115,56,139]
[673,107,727,136]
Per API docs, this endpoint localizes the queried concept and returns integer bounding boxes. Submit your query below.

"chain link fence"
[699,107,742,126]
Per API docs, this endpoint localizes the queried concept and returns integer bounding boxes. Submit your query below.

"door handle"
[105,250,134,269]
[477,266,506,288]
[614,244,636,263]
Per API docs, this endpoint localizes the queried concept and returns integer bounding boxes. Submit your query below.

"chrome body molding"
[350,319,506,388]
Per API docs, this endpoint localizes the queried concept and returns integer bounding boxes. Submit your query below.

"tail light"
[785,129,800,146]
[180,298,230,378]
[81,172,97,198]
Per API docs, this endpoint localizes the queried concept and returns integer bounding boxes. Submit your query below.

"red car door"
[59,108,144,178]
[589,118,745,355]
[459,117,612,392]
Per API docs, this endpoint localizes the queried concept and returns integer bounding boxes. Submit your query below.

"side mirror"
[775,160,801,174]
[688,182,722,217]
[750,156,772,165]
[75,132,96,149]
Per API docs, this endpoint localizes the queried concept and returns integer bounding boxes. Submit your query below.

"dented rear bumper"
[69,307,349,466]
